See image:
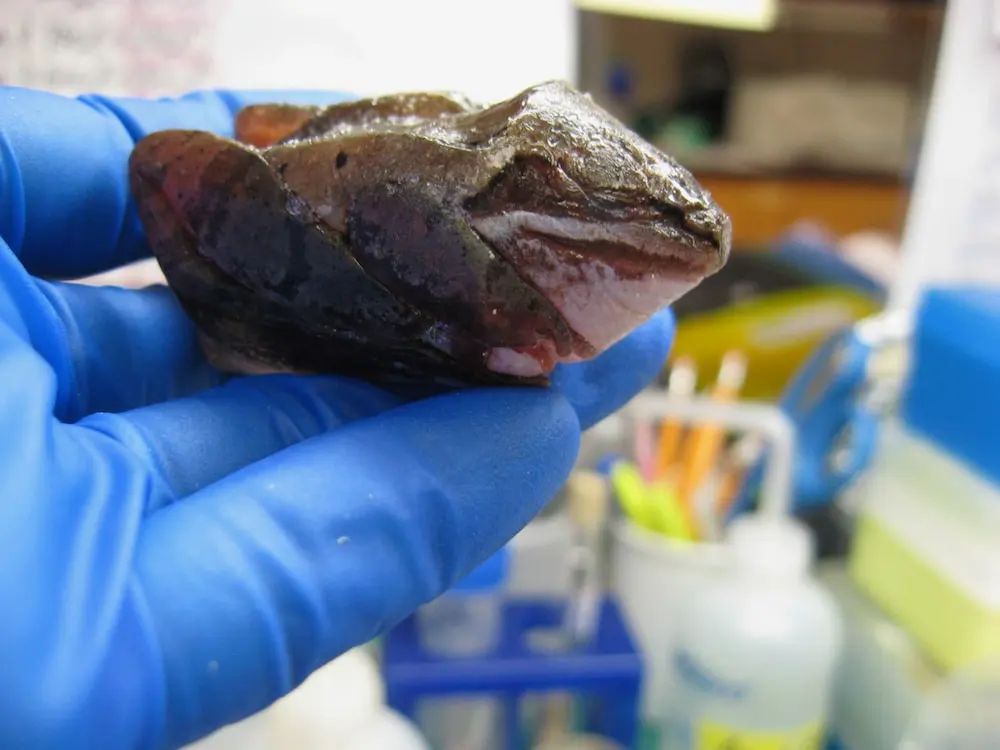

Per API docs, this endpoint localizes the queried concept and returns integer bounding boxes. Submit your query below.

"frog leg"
[130,130,428,347]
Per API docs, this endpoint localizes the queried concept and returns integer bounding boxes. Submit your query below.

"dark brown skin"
[129,81,731,385]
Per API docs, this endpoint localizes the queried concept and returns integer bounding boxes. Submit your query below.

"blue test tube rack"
[382,597,642,750]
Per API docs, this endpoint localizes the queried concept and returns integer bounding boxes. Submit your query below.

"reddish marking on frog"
[235,105,318,148]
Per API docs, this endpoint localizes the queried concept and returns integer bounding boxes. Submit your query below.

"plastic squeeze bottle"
[660,516,842,750]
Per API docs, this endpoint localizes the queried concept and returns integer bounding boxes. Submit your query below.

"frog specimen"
[129,81,730,385]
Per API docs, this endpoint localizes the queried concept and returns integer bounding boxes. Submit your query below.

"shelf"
[574,0,778,31]
[576,0,944,33]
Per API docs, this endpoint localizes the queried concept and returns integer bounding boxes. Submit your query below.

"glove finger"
[80,374,401,507]
[131,388,578,748]
[0,87,347,279]
[0,362,398,744]
[551,307,675,429]
[35,280,222,422]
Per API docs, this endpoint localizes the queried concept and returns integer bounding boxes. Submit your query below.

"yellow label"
[696,719,823,750]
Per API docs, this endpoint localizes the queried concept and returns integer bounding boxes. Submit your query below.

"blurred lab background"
[5,1,1000,749]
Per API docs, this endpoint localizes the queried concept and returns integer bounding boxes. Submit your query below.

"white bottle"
[660,516,842,750]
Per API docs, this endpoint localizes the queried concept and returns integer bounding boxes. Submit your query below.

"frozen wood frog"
[129,81,730,385]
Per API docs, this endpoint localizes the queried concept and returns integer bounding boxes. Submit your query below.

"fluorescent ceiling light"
[575,0,778,31]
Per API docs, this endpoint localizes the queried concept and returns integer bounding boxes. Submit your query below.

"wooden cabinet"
[696,174,909,248]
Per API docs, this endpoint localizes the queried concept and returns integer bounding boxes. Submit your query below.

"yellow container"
[846,421,1000,672]
[672,285,879,400]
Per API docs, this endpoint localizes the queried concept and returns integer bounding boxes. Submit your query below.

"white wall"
[3,0,577,103]
[211,0,578,102]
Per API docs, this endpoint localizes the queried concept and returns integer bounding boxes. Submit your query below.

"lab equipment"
[659,516,842,750]
[675,351,747,528]
[830,597,1000,750]
[822,566,940,750]
[508,512,576,599]
[416,549,509,750]
[611,353,751,540]
[611,519,727,739]
[418,548,509,658]
[384,599,643,750]
[536,730,624,750]
[729,306,910,517]
[712,433,762,522]
[563,471,613,648]
[847,287,1000,671]
[898,658,1000,750]
[784,308,908,509]
[611,392,797,743]
[902,287,1000,487]
[848,420,1000,672]
[624,393,797,520]
[532,692,629,750]
[668,249,882,401]
[418,695,504,750]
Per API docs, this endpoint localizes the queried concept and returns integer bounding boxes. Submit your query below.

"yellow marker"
[647,480,695,541]
[611,461,657,532]
[611,462,694,540]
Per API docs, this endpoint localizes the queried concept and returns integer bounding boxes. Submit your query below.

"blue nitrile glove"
[780,327,877,507]
[0,87,675,750]
[727,327,876,519]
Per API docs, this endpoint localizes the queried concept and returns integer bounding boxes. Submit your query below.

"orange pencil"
[654,356,697,482]
[676,351,748,527]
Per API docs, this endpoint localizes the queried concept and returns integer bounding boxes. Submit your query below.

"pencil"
[654,356,697,482]
[715,433,764,521]
[634,419,657,483]
[676,350,748,529]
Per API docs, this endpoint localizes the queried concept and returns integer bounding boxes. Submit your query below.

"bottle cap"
[726,515,814,580]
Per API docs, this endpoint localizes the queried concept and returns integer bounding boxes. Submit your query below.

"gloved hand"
[0,87,674,750]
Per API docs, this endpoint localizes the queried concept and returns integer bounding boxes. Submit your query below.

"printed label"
[696,719,823,750]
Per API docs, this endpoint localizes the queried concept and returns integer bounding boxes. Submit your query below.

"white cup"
[610,519,728,728]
